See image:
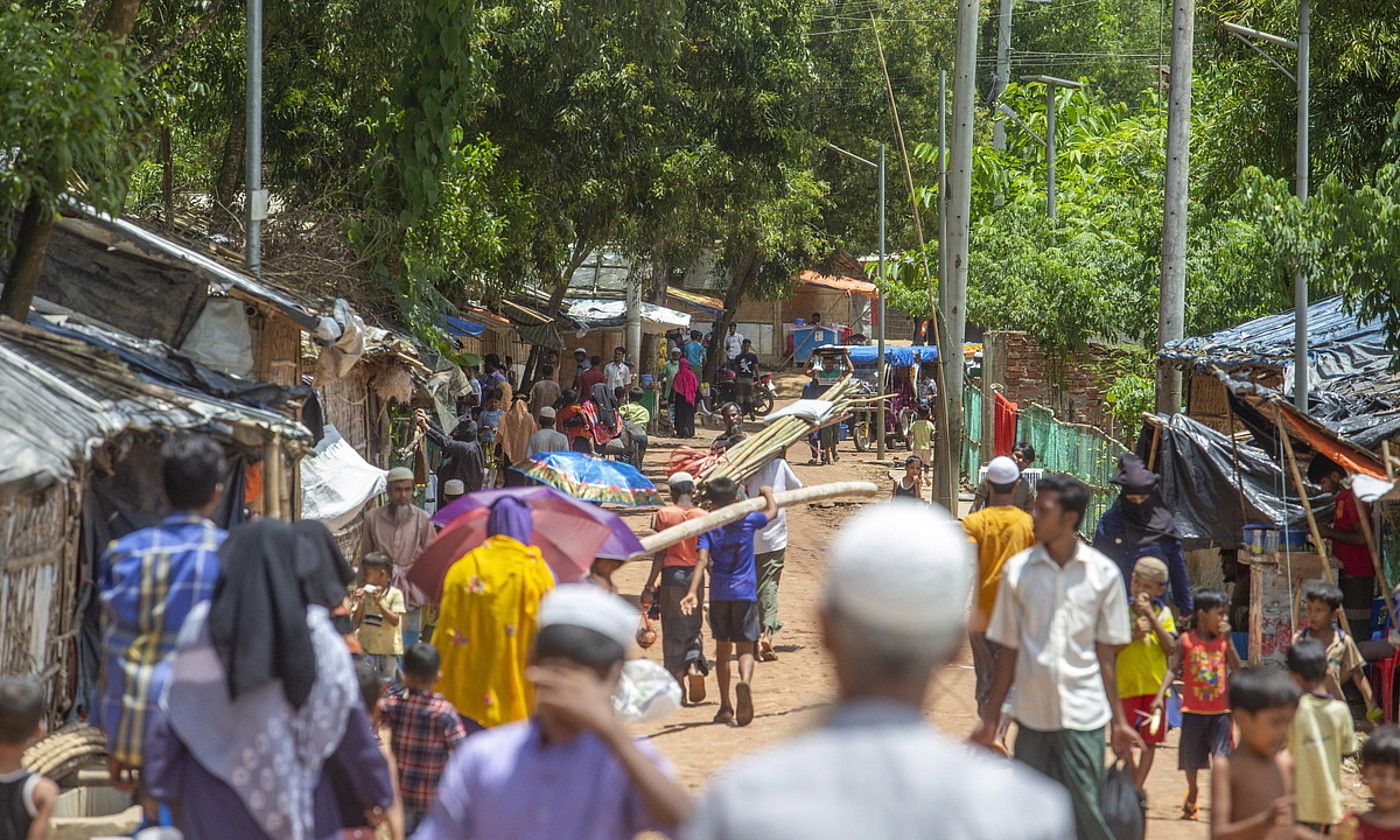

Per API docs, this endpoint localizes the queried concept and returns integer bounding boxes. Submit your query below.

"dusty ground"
[610,391,1371,838]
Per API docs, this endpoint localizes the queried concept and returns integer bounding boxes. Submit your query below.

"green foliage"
[0,3,142,259]
[1234,102,1400,351]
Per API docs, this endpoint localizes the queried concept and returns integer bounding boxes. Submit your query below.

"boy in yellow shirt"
[962,456,1035,729]
[1116,555,1177,787]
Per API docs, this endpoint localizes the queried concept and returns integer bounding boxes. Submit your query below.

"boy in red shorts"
[1116,555,1177,787]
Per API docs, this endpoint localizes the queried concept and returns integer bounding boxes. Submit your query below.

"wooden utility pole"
[1156,0,1193,413]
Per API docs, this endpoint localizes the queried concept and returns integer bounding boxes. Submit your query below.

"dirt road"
[613,416,1370,838]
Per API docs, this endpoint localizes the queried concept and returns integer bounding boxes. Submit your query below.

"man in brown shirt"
[360,467,434,648]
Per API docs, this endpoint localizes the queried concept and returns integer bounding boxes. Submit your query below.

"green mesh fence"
[1016,403,1129,537]
[963,386,984,481]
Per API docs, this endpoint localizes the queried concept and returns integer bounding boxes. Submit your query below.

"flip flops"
[713,706,734,724]
[735,682,754,727]
[686,670,707,704]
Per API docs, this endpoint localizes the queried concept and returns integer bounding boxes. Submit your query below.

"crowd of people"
[2,362,1393,840]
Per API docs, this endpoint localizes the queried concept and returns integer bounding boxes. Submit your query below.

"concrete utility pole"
[626,269,642,379]
[1019,76,1082,220]
[938,71,949,320]
[245,0,267,275]
[943,0,980,509]
[877,144,888,460]
[1222,9,1309,410]
[1155,0,1193,413]
[992,0,1014,152]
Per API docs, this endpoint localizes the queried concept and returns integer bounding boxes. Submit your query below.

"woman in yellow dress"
[434,497,555,728]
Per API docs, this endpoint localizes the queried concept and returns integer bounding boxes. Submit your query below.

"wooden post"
[1356,497,1394,626]
[1278,413,1353,636]
[1385,440,1395,481]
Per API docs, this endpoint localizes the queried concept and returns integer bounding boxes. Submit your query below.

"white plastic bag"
[613,658,681,724]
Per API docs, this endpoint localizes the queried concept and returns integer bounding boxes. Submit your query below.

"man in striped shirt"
[98,435,227,790]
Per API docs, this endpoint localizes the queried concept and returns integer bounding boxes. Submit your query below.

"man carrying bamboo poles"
[681,478,779,727]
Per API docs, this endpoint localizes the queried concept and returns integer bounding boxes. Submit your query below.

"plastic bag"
[1101,760,1145,840]
[613,659,681,724]
[636,609,657,649]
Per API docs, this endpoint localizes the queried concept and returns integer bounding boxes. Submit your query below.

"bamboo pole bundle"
[698,376,865,490]
[639,480,880,553]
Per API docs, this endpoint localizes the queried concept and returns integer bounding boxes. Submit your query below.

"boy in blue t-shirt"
[681,478,778,728]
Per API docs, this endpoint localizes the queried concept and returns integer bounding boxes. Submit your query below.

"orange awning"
[796,269,878,300]
[1222,372,1387,480]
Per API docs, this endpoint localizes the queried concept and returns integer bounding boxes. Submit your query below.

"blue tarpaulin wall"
[845,344,939,367]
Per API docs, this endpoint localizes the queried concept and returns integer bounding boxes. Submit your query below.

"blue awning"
[845,344,939,366]
[442,314,487,338]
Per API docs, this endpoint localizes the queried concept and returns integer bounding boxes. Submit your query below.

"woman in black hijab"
[1092,453,1193,615]
[142,519,394,840]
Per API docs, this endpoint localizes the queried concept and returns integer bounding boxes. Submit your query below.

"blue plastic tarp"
[845,344,939,367]
[442,314,487,338]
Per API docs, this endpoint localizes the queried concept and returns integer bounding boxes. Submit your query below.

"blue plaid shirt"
[98,513,224,766]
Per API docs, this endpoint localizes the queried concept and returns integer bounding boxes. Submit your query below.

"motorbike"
[752,373,776,416]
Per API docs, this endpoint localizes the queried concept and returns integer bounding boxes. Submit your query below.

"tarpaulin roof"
[796,269,878,299]
[1161,296,1393,398]
[843,344,940,366]
[442,314,488,338]
[58,200,324,331]
[1138,413,1330,549]
[665,287,725,316]
[0,319,310,498]
[565,299,690,334]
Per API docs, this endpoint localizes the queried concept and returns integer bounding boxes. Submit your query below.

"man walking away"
[99,434,228,790]
[526,406,569,458]
[684,501,1073,840]
[642,473,711,702]
[962,456,1035,725]
[529,364,561,416]
[732,339,759,417]
[973,474,1140,840]
[681,478,777,727]
[744,451,801,662]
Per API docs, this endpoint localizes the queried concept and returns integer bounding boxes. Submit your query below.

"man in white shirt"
[684,501,1074,840]
[744,453,801,660]
[724,323,744,361]
[603,346,633,392]
[972,473,1139,840]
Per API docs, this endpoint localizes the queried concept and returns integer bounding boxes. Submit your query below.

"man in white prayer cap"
[360,466,433,649]
[683,501,1073,840]
[415,585,692,839]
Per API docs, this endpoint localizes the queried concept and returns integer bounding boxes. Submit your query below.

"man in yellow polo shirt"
[962,456,1036,733]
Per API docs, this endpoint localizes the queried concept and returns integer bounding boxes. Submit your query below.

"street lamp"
[1222,14,1310,410]
[824,142,888,460]
[991,0,1053,152]
[1018,75,1083,220]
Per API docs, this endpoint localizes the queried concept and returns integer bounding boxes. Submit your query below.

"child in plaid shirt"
[380,643,468,832]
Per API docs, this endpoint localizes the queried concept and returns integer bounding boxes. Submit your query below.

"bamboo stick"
[1355,498,1394,627]
[638,481,880,553]
[1278,413,1353,637]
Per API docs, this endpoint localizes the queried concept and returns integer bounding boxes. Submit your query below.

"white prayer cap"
[386,467,415,484]
[668,471,694,488]
[442,479,466,496]
[538,584,639,650]
[986,455,1021,485]
[826,500,973,652]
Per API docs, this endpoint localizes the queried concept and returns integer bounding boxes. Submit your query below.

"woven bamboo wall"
[1187,373,1235,434]
[246,302,305,388]
[320,366,382,464]
[0,481,81,718]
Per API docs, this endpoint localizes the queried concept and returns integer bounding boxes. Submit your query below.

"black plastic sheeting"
[32,317,325,443]
[1136,413,1332,550]
[70,439,248,722]
[1162,296,1400,447]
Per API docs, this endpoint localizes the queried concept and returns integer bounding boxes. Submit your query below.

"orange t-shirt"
[652,505,707,567]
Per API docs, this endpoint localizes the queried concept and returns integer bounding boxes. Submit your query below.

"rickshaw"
[810,344,939,451]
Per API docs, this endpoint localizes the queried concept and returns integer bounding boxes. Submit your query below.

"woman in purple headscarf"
[486,495,534,544]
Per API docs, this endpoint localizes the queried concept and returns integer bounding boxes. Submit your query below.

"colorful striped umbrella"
[512,450,663,507]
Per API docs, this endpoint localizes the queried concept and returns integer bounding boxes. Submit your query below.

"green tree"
[1,2,143,319]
